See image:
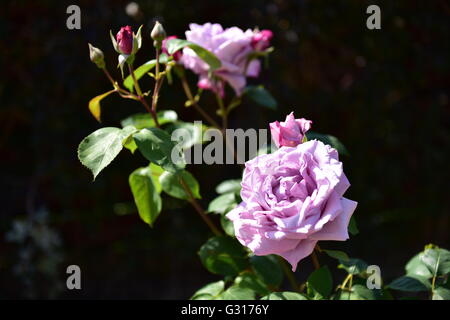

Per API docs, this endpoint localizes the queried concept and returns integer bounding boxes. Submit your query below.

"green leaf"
[324,250,350,262]
[166,38,221,70]
[349,284,385,300]
[78,126,137,180]
[234,272,270,296]
[191,280,225,300]
[128,167,162,226]
[208,193,237,214]
[215,179,242,195]
[149,163,164,193]
[198,236,248,277]
[133,128,186,173]
[121,110,178,130]
[250,255,283,288]
[220,215,235,237]
[405,253,433,279]
[123,54,169,92]
[433,286,450,300]
[159,170,201,200]
[88,90,116,122]
[220,286,256,300]
[122,134,138,154]
[243,85,277,110]
[338,258,369,275]
[165,121,208,150]
[307,265,333,298]
[261,292,308,300]
[421,247,450,277]
[306,131,349,156]
[348,216,359,235]
[388,275,431,292]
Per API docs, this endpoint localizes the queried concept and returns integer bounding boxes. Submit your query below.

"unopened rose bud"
[252,29,273,51]
[162,35,182,61]
[116,25,133,55]
[151,21,166,48]
[88,43,105,69]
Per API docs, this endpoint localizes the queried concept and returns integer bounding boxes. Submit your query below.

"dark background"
[0,0,449,299]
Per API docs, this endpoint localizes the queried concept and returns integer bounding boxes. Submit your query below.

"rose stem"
[215,92,228,130]
[128,64,160,127]
[179,177,222,236]
[277,256,300,292]
[180,76,221,128]
[311,251,320,270]
[143,49,221,237]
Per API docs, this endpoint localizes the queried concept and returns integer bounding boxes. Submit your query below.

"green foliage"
[306,131,349,156]
[128,166,162,226]
[88,89,116,122]
[121,110,178,130]
[208,193,237,214]
[159,170,201,200]
[191,280,225,300]
[215,179,242,195]
[338,258,369,275]
[233,271,270,296]
[348,216,359,235]
[133,128,186,173]
[198,236,248,277]
[220,286,256,300]
[165,121,208,149]
[261,292,308,300]
[166,38,221,70]
[250,255,283,288]
[323,250,350,262]
[307,266,333,299]
[220,216,235,237]
[78,126,137,180]
[123,54,169,92]
[243,85,277,110]
[388,275,430,292]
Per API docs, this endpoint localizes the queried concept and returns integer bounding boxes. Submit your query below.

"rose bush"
[78,21,449,300]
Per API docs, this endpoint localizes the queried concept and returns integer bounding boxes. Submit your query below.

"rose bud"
[270,112,312,148]
[116,25,133,55]
[162,36,182,61]
[251,29,273,51]
[151,21,166,48]
[88,43,105,69]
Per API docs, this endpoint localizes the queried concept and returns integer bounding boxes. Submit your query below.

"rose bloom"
[270,112,312,148]
[181,23,271,96]
[116,25,133,55]
[226,139,357,271]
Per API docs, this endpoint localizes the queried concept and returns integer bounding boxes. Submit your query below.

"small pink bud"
[116,26,133,55]
[162,36,182,61]
[252,29,273,51]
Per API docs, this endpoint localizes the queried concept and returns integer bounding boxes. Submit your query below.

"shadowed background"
[0,0,449,299]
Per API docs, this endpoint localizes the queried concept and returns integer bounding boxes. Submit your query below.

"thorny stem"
[215,92,228,130]
[311,250,320,270]
[179,177,222,236]
[128,64,160,126]
[278,256,300,292]
[180,76,221,128]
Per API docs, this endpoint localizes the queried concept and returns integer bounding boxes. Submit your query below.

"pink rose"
[252,30,273,51]
[270,112,312,148]
[162,35,182,61]
[116,25,133,55]
[181,23,271,96]
[226,140,357,271]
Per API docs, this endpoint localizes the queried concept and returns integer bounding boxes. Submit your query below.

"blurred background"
[0,0,449,299]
